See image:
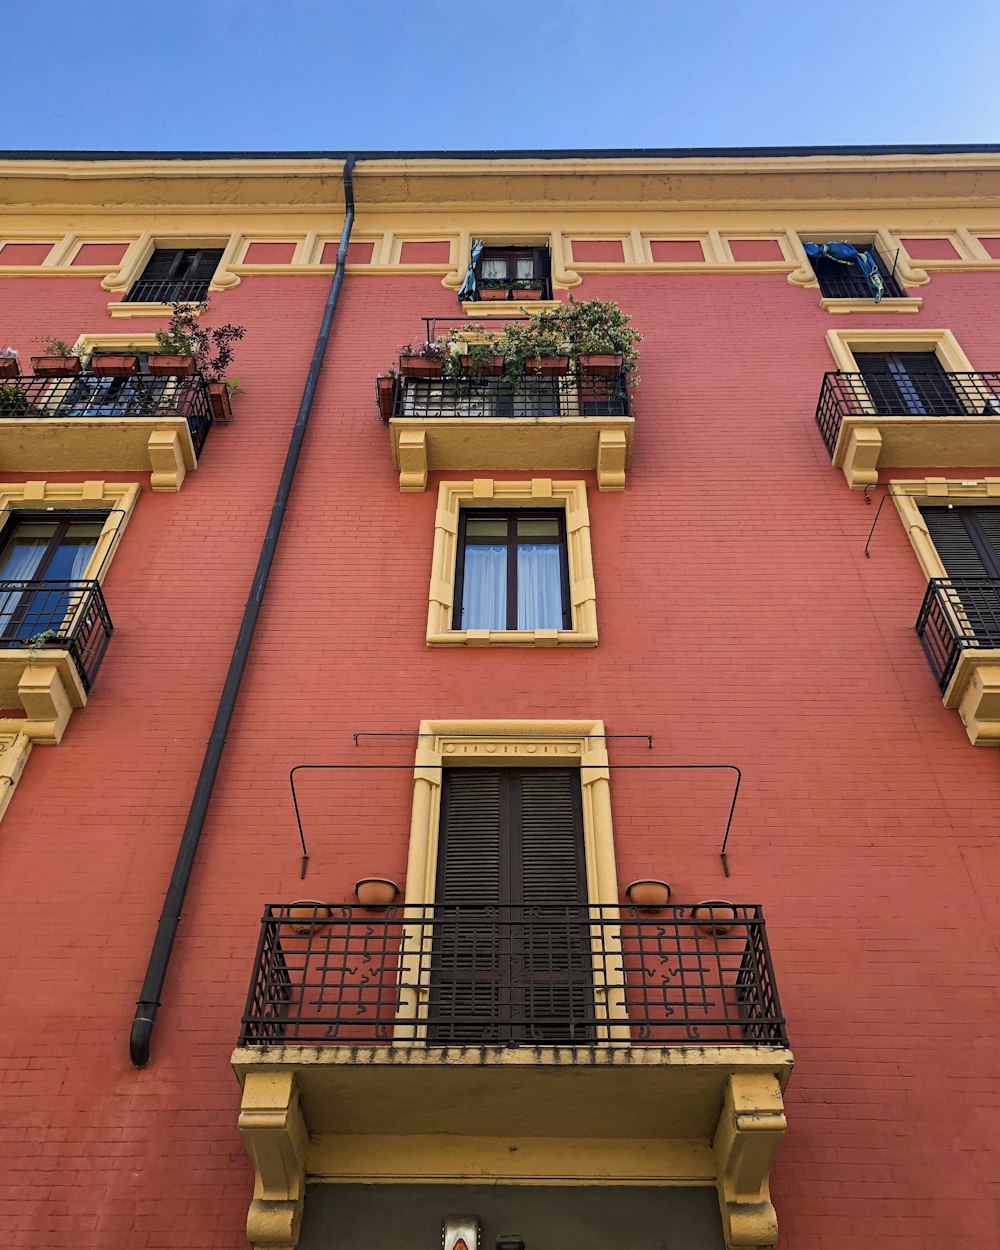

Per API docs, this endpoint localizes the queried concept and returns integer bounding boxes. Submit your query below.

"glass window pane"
[516,257,535,279]
[517,518,560,539]
[466,517,509,540]
[461,544,507,630]
[481,257,507,279]
[517,544,563,630]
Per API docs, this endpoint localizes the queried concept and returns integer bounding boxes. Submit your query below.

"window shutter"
[921,508,991,578]
[515,770,587,906]
[971,509,1000,565]
[435,770,502,905]
[139,249,183,280]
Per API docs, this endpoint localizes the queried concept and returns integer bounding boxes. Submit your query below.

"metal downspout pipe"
[129,155,357,1067]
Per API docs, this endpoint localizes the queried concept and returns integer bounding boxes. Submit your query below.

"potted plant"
[458,337,505,377]
[0,381,30,416]
[692,900,738,936]
[376,373,397,421]
[559,296,642,382]
[477,278,511,301]
[355,877,399,909]
[625,879,671,910]
[501,311,571,379]
[0,347,19,379]
[155,300,245,413]
[513,278,544,301]
[287,900,333,936]
[398,337,448,379]
[147,354,197,377]
[31,338,83,377]
[90,353,140,378]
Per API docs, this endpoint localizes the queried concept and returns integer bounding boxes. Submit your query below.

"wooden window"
[809,242,905,299]
[430,768,592,1043]
[453,509,571,632]
[855,351,965,415]
[124,247,223,303]
[475,246,552,299]
[921,506,1000,578]
[0,512,106,641]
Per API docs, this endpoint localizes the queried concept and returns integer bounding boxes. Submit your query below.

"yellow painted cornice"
[3,152,1000,213]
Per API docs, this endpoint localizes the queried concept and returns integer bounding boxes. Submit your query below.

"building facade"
[0,147,998,1249]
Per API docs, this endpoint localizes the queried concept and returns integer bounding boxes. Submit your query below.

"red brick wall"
[0,263,998,1249]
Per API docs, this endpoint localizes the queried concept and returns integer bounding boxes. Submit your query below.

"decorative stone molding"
[714,1072,787,1249]
[239,1071,309,1250]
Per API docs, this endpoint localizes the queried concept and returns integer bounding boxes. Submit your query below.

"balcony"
[816,369,1000,489]
[0,371,216,490]
[917,577,1000,744]
[233,904,792,1250]
[0,580,112,742]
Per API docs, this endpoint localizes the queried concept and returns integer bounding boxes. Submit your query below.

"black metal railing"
[239,904,786,1048]
[916,577,1000,691]
[815,370,1000,455]
[123,277,212,304]
[0,372,214,457]
[388,370,631,420]
[0,580,113,692]
[812,256,905,300]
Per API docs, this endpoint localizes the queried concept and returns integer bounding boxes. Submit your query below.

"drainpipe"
[129,155,357,1067]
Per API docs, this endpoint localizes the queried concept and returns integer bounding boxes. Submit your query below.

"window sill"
[427,629,597,648]
[819,296,922,314]
[459,299,562,316]
[108,301,204,319]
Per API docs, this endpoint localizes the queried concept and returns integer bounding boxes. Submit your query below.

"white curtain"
[517,545,562,630]
[0,541,47,635]
[462,545,507,630]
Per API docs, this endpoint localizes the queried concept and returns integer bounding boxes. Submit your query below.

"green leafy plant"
[0,382,29,415]
[24,628,59,663]
[37,338,75,357]
[155,300,245,383]
[558,296,642,381]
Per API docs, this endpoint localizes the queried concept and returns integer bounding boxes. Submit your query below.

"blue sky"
[9,0,1000,152]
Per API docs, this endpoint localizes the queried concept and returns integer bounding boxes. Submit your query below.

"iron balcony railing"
[123,277,212,304]
[239,903,786,1048]
[816,369,1000,455]
[385,371,631,421]
[0,580,113,692]
[0,372,214,457]
[916,577,1000,692]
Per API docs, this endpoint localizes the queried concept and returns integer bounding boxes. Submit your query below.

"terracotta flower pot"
[692,900,738,936]
[147,354,197,377]
[90,355,140,377]
[478,287,510,301]
[31,355,81,377]
[459,354,504,377]
[376,376,396,420]
[207,380,233,422]
[0,357,19,379]
[287,900,332,935]
[355,877,399,908]
[525,355,570,376]
[578,353,624,378]
[625,879,671,910]
[399,356,443,379]
[515,287,544,301]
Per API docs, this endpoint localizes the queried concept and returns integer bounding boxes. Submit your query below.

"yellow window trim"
[893,477,1000,745]
[826,327,972,374]
[0,480,139,784]
[427,478,597,647]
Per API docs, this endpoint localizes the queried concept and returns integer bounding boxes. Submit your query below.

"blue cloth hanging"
[804,240,885,302]
[457,238,484,301]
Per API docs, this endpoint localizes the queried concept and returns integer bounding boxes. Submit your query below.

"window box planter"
[524,355,570,377]
[478,286,511,301]
[30,355,81,377]
[376,375,396,421]
[399,355,444,379]
[579,353,624,378]
[459,354,505,378]
[90,355,140,378]
[0,358,19,380]
[147,354,197,377]
[514,286,544,301]
[207,380,233,423]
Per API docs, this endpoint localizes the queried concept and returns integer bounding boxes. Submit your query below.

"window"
[454,509,570,632]
[59,353,169,418]
[855,351,965,416]
[430,767,592,1044]
[124,247,223,304]
[921,506,1000,579]
[0,512,105,641]
[474,245,552,300]
[809,241,905,299]
[427,480,597,646]
[401,375,561,419]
